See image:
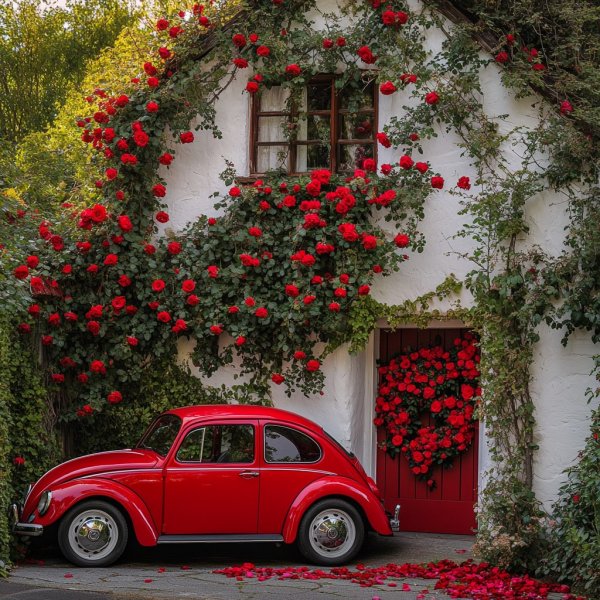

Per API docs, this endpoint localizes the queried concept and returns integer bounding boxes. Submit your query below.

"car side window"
[264,425,322,463]
[176,425,255,463]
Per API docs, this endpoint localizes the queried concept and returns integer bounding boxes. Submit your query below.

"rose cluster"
[374,332,480,478]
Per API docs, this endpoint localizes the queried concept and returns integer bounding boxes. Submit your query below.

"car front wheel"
[58,500,128,567]
[297,499,365,566]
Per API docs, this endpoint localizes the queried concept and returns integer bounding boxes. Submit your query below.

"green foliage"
[0,319,59,569]
[538,361,600,597]
[0,0,134,142]
[74,359,229,455]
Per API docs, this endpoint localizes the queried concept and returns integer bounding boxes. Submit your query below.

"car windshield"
[136,414,181,457]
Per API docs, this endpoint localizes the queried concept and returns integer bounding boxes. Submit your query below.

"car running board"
[157,534,284,544]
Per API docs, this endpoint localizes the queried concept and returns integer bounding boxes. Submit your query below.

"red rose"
[152,183,167,197]
[255,307,268,318]
[306,359,320,372]
[118,215,133,232]
[179,131,194,143]
[156,18,169,30]
[111,296,126,311]
[425,91,439,105]
[228,305,240,314]
[144,243,156,255]
[87,321,100,335]
[285,64,301,77]
[14,265,29,279]
[431,176,444,189]
[17,323,31,334]
[107,391,122,405]
[303,295,316,305]
[495,51,509,64]
[229,186,241,197]
[13,456,25,466]
[246,81,259,94]
[158,47,171,59]
[157,311,171,323]
[210,324,223,335]
[322,38,333,49]
[415,162,428,174]
[328,302,340,312]
[394,233,410,248]
[560,100,573,115]
[187,294,199,306]
[336,36,346,46]
[256,45,270,57]
[244,297,256,307]
[235,335,246,346]
[64,311,78,321]
[90,360,106,374]
[357,45,376,64]
[152,279,166,292]
[285,284,300,297]
[233,58,248,68]
[399,155,414,169]
[207,265,219,278]
[334,287,347,298]
[28,304,40,316]
[358,285,370,296]
[232,33,246,48]
[376,132,391,147]
[41,335,53,345]
[159,153,173,166]
[146,101,159,112]
[155,211,169,223]
[182,279,196,293]
[271,373,285,385]
[127,336,138,346]
[26,256,39,269]
[380,81,397,95]
[167,241,182,255]
[294,350,306,360]
[457,176,471,190]
[133,130,149,147]
[147,76,159,87]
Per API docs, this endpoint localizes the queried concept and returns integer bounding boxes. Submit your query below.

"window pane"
[307,82,331,111]
[260,86,290,112]
[296,144,330,171]
[339,83,375,110]
[177,427,213,462]
[258,116,287,142]
[257,145,289,172]
[297,114,330,142]
[218,425,254,463]
[137,414,181,457]
[338,143,374,171]
[265,425,321,463]
[339,114,374,140]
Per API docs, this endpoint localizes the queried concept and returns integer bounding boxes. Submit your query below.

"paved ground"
[2,533,475,599]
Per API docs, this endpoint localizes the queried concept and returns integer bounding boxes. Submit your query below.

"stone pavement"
[3,533,475,599]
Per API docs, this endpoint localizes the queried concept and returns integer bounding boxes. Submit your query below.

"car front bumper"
[9,503,44,537]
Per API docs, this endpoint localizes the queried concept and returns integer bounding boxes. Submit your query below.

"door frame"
[367,321,489,512]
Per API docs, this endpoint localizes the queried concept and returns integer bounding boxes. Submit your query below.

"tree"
[0,0,135,143]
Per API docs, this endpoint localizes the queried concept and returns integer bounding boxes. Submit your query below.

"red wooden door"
[375,328,478,535]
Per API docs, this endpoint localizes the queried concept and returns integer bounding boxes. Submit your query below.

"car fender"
[34,477,159,546]
[282,476,392,543]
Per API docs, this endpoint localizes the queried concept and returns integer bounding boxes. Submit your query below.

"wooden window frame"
[248,74,378,178]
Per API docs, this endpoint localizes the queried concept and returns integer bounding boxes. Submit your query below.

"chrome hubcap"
[309,508,356,558]
[70,509,118,561]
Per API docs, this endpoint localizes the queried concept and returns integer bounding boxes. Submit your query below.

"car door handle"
[239,471,259,478]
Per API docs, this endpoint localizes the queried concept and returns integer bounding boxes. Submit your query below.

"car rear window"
[264,425,321,463]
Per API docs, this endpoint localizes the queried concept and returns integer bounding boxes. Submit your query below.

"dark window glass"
[176,424,254,463]
[264,425,321,463]
[136,414,181,457]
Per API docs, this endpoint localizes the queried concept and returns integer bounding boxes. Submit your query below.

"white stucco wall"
[164,0,597,508]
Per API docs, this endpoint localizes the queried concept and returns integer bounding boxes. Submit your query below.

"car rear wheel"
[297,499,364,566]
[58,500,128,567]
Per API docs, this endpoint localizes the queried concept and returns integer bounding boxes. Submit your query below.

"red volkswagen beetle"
[12,405,399,567]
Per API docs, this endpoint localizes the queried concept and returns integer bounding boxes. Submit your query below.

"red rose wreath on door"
[374,333,480,484]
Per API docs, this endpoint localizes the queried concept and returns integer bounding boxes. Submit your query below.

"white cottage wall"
[166,0,596,507]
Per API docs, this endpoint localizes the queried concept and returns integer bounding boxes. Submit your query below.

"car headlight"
[37,491,52,516]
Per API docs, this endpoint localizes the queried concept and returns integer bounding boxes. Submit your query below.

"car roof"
[164,404,323,434]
